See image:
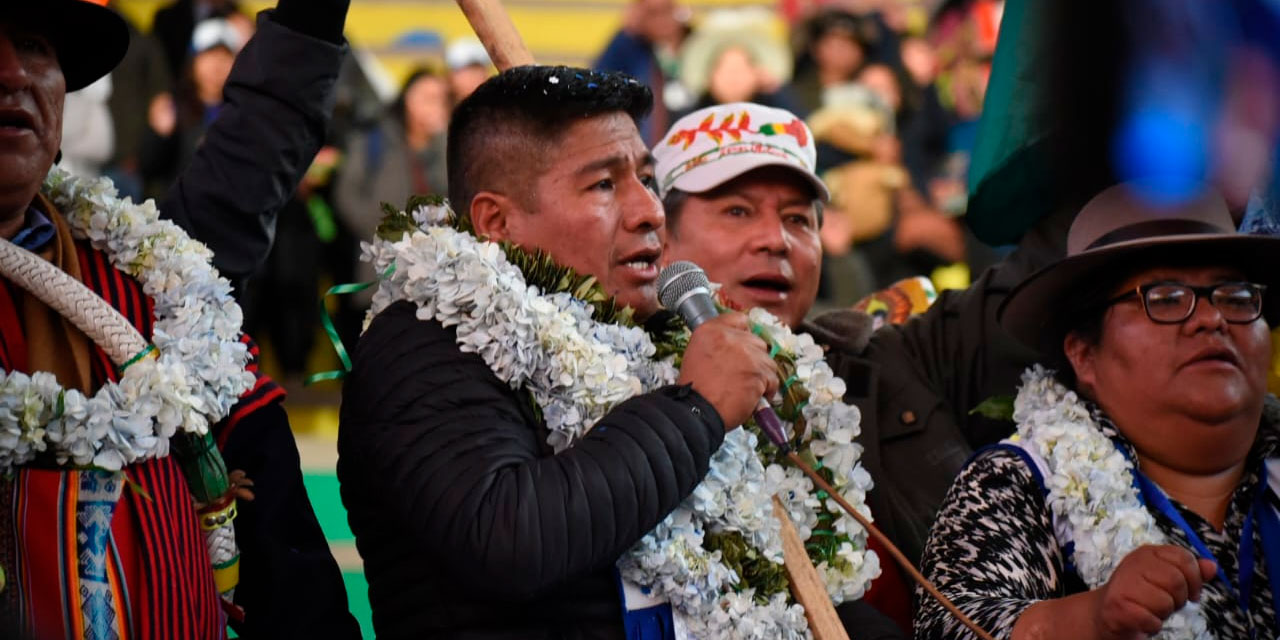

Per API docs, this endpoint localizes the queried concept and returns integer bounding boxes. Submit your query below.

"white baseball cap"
[653,102,829,201]
[191,18,244,55]
[445,38,491,71]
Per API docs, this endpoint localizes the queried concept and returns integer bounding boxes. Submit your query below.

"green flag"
[964,0,1053,247]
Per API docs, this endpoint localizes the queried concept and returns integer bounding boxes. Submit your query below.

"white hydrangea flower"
[0,168,255,474]
[1011,366,1211,639]
[367,200,879,637]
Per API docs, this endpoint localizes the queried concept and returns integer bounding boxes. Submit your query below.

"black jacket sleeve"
[158,9,346,281]
[339,301,726,601]
[220,402,362,639]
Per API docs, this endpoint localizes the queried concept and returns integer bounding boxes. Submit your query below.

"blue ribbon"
[1124,448,1280,634]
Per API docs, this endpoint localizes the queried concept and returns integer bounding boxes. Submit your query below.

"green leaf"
[970,395,1016,421]
[124,474,153,502]
[705,530,790,603]
[375,202,419,242]
[404,193,448,212]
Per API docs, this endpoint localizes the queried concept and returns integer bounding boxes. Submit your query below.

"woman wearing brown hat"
[913,183,1280,639]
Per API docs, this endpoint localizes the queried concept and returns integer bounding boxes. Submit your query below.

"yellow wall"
[113,0,778,79]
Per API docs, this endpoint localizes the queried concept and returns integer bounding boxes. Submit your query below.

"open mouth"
[618,248,660,274]
[741,275,792,294]
[0,110,35,132]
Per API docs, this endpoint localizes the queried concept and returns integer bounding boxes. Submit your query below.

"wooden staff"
[452,2,852,638]
[455,0,534,70]
[774,497,851,640]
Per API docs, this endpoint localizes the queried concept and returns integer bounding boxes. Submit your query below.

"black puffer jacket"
[338,301,726,639]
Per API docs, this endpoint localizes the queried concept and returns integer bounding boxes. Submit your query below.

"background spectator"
[104,2,171,200]
[444,38,493,104]
[594,0,691,144]
[59,76,115,180]
[674,9,798,119]
[332,66,451,331]
[788,10,879,115]
[141,17,247,199]
[334,66,450,245]
[151,0,241,81]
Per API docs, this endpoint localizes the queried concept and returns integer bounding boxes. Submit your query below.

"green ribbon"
[304,281,375,385]
[748,323,784,358]
[118,344,156,374]
[304,265,396,386]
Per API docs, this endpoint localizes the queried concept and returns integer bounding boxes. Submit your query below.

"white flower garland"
[0,168,254,472]
[364,203,879,639]
[1011,365,1210,639]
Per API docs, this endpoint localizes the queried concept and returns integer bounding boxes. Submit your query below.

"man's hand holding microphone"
[661,262,787,442]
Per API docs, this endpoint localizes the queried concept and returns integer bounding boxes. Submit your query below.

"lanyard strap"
[1114,436,1266,627]
[1130,470,1240,596]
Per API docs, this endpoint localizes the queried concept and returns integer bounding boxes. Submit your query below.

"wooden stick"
[774,497,851,640]
[455,0,534,71]
[785,451,998,640]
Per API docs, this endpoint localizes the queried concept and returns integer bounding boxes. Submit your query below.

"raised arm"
[159,0,349,281]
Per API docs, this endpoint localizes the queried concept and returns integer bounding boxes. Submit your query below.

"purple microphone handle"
[752,398,791,452]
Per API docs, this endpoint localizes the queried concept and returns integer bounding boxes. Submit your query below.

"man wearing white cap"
[443,38,491,103]
[656,102,914,636]
[656,102,828,328]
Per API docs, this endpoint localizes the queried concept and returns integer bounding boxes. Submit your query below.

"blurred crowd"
[67,0,1002,383]
[595,0,1003,311]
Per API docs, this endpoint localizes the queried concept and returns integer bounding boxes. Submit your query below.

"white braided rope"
[0,237,148,367]
[0,179,246,594]
[0,235,245,588]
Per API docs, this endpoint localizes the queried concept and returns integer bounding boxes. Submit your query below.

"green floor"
[303,470,375,639]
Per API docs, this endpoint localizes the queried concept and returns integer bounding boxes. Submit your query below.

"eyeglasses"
[1105,282,1267,324]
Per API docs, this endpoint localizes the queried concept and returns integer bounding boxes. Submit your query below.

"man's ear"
[469,192,516,242]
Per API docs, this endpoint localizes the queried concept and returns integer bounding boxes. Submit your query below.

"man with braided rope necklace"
[0,1,359,638]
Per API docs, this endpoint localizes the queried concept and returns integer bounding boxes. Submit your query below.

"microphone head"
[657,261,711,311]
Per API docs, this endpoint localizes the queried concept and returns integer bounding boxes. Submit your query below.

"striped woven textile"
[0,237,283,640]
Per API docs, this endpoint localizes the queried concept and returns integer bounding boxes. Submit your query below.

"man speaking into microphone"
[337,66,779,638]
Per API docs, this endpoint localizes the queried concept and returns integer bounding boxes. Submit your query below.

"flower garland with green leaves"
[1008,366,1209,639]
[363,197,878,638]
[0,168,254,472]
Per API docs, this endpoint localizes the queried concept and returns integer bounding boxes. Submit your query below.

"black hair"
[792,9,880,81]
[662,189,692,232]
[446,65,652,216]
[1049,247,1280,389]
[391,65,446,123]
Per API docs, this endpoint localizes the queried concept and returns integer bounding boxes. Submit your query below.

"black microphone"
[657,261,791,451]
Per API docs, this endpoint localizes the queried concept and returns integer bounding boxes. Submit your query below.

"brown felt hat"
[998,182,1280,356]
